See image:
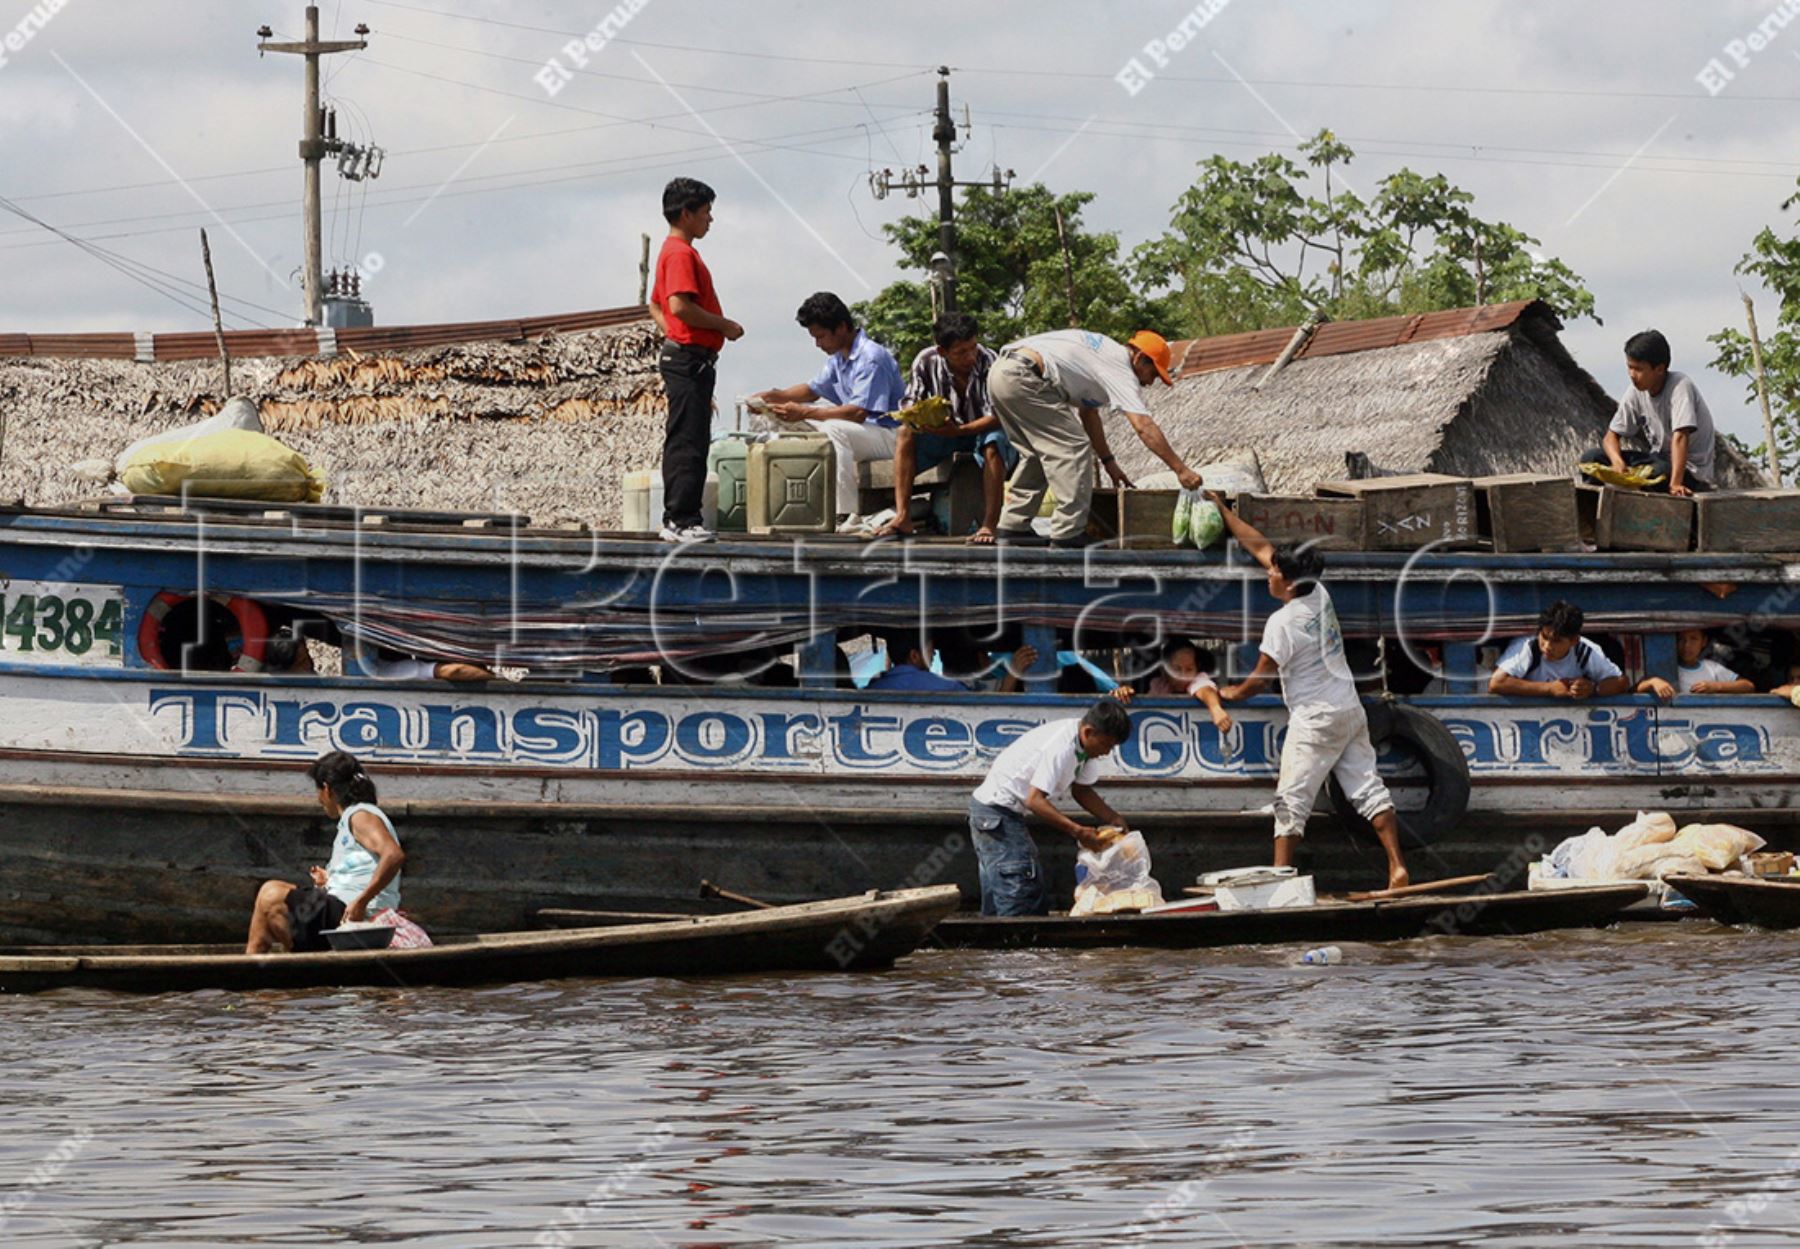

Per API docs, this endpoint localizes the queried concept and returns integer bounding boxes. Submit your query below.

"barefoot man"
[1211,493,1410,889]
[876,311,1016,544]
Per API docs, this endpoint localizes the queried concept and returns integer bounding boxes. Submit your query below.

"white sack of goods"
[1668,824,1767,872]
[1609,844,1709,881]
[114,396,264,476]
[120,427,326,503]
[1070,829,1165,916]
[1614,811,1679,852]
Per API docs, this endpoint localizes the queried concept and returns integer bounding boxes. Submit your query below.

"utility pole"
[932,67,958,312]
[1743,291,1785,486]
[258,8,368,326]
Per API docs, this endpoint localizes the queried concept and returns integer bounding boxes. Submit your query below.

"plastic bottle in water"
[1299,946,1343,966]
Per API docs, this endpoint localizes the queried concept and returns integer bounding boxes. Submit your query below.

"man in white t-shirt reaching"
[1638,628,1756,700]
[1210,493,1410,890]
[989,329,1205,548]
[967,699,1134,915]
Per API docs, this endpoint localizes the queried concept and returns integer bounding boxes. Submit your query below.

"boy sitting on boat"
[1209,493,1411,890]
[1488,601,1630,701]
[1638,628,1756,701]
[246,751,422,954]
[967,699,1134,916]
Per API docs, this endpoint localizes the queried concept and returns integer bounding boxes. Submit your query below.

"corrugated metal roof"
[1172,300,1544,381]
[0,306,652,362]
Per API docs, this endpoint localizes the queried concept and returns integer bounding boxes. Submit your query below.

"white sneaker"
[659,522,714,543]
[835,513,868,535]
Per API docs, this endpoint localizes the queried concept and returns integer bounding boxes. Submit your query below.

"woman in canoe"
[245,751,419,954]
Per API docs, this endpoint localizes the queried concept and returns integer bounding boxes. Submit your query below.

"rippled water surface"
[4,923,1800,1247]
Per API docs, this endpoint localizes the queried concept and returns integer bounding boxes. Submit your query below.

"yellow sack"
[894,394,951,432]
[120,428,325,503]
[1579,462,1665,490]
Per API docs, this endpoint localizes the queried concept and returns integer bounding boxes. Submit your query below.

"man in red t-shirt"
[649,177,744,542]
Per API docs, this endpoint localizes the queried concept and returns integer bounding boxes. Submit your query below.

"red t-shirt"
[651,235,724,352]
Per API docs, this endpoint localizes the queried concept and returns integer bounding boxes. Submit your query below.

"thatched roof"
[1131,301,1764,491]
[0,307,664,525]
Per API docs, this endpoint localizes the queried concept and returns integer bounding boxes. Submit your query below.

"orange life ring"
[137,591,270,673]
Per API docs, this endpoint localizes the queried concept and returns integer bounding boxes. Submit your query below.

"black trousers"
[659,342,717,527]
[1579,445,1713,493]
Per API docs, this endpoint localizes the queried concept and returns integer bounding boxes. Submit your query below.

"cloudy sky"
[3,0,1796,446]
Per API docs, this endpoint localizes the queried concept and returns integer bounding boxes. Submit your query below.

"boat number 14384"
[0,580,124,665]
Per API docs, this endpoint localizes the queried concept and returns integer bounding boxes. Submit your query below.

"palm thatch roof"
[1127,301,1764,491]
[0,307,664,526]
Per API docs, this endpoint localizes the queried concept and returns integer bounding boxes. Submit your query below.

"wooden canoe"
[1663,874,1800,929]
[0,886,961,994]
[927,884,1650,950]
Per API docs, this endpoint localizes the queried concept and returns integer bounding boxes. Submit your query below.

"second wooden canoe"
[1664,874,1800,929]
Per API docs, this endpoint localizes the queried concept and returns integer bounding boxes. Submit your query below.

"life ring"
[137,591,270,673]
[1328,700,1472,848]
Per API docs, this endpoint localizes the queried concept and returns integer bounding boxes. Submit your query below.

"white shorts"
[1272,705,1394,839]
[807,419,898,514]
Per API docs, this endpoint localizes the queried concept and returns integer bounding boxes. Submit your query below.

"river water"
[2,922,1797,1247]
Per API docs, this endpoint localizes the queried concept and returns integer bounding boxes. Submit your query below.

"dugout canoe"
[0,886,960,994]
[927,884,1650,950]
[1663,874,1800,930]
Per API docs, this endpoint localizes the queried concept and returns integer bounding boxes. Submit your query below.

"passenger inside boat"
[358,644,494,683]
[1488,601,1632,700]
[1638,628,1757,701]
[1110,640,1234,733]
[868,629,968,693]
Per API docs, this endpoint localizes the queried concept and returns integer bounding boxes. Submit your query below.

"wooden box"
[1087,488,1180,547]
[1473,474,1582,553]
[1696,489,1800,553]
[1315,473,1477,550]
[1574,484,1602,546]
[1594,486,1692,552]
[1233,493,1367,551]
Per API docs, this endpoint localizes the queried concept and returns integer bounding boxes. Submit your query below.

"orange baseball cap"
[1127,330,1175,385]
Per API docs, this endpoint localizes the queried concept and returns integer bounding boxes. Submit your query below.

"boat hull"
[0,886,960,993]
[1663,874,1800,929]
[931,884,1651,950]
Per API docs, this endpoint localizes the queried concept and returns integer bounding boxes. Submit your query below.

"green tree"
[1133,130,1599,339]
[855,183,1169,368]
[1709,189,1800,483]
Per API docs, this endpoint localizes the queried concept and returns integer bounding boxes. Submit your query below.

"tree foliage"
[1133,130,1599,338]
[854,184,1168,368]
[1709,188,1800,483]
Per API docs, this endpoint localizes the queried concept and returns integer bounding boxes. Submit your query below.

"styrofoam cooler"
[1213,875,1317,911]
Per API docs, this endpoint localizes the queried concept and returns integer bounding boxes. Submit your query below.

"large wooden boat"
[0,886,960,993]
[1662,874,1800,930]
[1,494,1797,943]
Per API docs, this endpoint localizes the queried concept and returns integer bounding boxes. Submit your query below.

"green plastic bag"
[1189,498,1225,549]
[1171,489,1193,545]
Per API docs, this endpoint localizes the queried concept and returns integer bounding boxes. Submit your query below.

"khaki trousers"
[990,356,1094,540]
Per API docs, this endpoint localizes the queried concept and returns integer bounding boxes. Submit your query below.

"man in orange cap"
[988,328,1203,547]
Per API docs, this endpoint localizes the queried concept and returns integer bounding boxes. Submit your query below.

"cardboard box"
[1474,473,1582,553]
[1315,473,1478,550]
[1234,493,1368,551]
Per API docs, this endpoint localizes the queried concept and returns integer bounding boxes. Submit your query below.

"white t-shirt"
[1495,635,1622,685]
[1008,329,1150,417]
[1679,658,1742,693]
[362,651,438,681]
[1260,584,1360,718]
[1610,371,1717,482]
[972,718,1104,813]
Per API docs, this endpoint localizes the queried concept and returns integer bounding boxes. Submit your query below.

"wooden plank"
[1473,474,1581,553]
[1087,487,1180,547]
[1595,487,1692,552]
[1696,489,1800,553]
[1233,493,1367,550]
[1315,474,1477,550]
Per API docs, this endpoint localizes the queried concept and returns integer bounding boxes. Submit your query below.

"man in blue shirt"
[755,291,905,533]
[866,628,968,692]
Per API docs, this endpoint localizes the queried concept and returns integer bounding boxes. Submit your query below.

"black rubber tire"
[1328,700,1471,848]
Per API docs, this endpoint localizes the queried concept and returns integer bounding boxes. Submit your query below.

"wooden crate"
[1233,493,1368,551]
[1473,474,1582,553]
[1573,484,1602,547]
[1594,486,1692,552]
[1696,489,1800,553]
[1087,487,1180,547]
[1315,473,1477,550]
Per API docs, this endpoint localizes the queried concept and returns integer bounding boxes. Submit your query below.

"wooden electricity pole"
[199,230,232,396]
[258,7,367,326]
[1742,292,1785,486]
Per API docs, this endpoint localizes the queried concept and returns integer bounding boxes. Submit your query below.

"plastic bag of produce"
[120,428,325,503]
[1171,489,1193,545]
[1613,843,1708,880]
[1669,823,1766,872]
[1615,811,1679,851]
[1070,830,1165,915]
[1189,497,1224,548]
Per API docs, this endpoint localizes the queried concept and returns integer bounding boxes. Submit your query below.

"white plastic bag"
[1070,831,1165,915]
[1615,811,1678,852]
[1669,824,1766,872]
[1171,488,1224,549]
